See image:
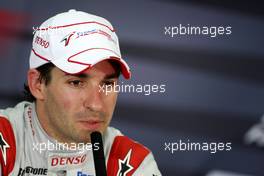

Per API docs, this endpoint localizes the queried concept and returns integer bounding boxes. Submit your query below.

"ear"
[27,69,45,100]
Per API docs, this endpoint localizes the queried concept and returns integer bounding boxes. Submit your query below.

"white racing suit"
[0,101,161,176]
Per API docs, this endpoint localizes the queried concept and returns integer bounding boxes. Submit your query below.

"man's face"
[38,61,118,143]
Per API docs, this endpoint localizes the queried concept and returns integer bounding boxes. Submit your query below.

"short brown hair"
[24,63,55,102]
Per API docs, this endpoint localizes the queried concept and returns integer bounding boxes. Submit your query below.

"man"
[0,9,161,175]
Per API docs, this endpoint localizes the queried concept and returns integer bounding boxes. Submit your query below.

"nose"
[83,84,104,112]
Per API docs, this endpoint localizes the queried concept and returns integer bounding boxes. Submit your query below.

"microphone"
[91,131,107,176]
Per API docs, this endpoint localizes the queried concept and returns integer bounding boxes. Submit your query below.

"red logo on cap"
[35,36,49,48]
[61,32,76,46]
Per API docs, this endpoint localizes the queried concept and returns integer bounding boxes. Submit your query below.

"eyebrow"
[104,72,119,79]
[63,73,89,79]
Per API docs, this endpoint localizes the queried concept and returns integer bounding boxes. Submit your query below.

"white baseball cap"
[29,9,131,79]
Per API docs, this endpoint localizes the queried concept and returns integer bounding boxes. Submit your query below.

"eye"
[103,80,116,86]
[68,80,84,87]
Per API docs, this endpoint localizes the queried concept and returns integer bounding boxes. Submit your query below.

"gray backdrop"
[0,0,263,175]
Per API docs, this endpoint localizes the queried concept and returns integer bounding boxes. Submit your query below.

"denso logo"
[51,154,87,166]
[35,36,49,48]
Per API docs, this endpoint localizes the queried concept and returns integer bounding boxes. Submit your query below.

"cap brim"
[51,48,131,79]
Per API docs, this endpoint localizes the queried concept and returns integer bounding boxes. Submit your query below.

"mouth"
[77,119,104,131]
